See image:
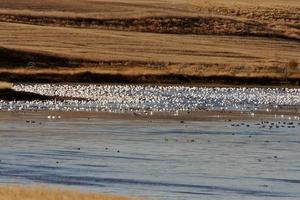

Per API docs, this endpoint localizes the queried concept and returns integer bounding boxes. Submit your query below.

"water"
[0,112,300,199]
[1,84,300,199]
[6,84,300,112]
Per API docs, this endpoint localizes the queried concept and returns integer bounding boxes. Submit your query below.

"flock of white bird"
[0,84,298,113]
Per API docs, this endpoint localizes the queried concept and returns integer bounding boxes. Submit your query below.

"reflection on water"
[3,84,299,112]
[0,112,300,200]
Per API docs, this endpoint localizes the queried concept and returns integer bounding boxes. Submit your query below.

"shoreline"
[1,108,299,122]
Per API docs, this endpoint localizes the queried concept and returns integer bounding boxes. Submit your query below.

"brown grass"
[0,185,141,200]
[0,0,299,84]
[0,1,299,40]
[0,0,298,18]
[0,22,299,79]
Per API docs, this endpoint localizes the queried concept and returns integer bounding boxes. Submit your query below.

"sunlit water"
[0,112,300,200]
[3,84,300,112]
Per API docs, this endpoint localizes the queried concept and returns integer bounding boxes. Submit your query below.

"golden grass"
[0,1,298,40]
[0,81,12,89]
[0,0,299,39]
[1,22,299,65]
[0,185,141,200]
[0,21,299,79]
[0,0,298,18]
[0,0,299,82]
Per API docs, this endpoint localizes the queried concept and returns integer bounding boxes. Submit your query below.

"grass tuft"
[0,81,12,90]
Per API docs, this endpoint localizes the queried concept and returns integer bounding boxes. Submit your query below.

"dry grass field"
[0,0,299,84]
[0,185,140,200]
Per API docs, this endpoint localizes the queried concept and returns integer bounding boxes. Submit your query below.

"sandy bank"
[0,185,140,200]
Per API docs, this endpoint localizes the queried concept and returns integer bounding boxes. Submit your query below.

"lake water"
[0,111,299,200]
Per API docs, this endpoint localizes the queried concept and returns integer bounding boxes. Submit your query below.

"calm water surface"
[0,112,300,200]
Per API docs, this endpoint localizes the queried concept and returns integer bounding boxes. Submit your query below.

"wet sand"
[1,108,299,122]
